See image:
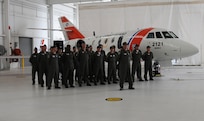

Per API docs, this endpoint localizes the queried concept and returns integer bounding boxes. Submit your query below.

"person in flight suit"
[38,45,48,87]
[57,48,63,83]
[93,46,105,85]
[87,45,95,83]
[62,45,75,88]
[142,46,154,81]
[106,46,118,84]
[118,42,134,90]
[29,47,39,85]
[47,46,60,90]
[132,44,143,82]
[77,42,91,87]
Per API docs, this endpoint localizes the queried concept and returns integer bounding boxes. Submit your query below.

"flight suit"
[58,53,63,82]
[77,49,91,86]
[132,49,143,81]
[93,51,104,85]
[142,51,154,80]
[88,50,95,82]
[62,50,75,88]
[38,51,48,87]
[106,52,118,84]
[118,49,133,89]
[101,50,106,82]
[47,53,60,89]
[29,53,39,85]
[74,52,80,83]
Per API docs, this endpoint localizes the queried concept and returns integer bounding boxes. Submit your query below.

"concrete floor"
[0,66,204,121]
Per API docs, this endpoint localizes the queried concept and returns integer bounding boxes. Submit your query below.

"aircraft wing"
[27,28,72,32]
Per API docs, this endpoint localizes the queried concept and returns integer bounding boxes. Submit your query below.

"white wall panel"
[9,2,48,50]
[0,1,3,45]
[79,1,204,65]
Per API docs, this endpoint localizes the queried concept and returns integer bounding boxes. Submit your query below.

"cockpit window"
[156,32,163,38]
[162,31,173,39]
[169,31,179,38]
[146,32,154,38]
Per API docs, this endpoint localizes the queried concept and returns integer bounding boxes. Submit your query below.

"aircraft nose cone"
[180,41,199,58]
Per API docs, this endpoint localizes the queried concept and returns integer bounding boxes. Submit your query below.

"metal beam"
[47,0,103,5]
[2,0,10,68]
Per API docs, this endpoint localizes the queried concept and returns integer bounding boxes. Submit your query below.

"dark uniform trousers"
[47,53,59,88]
[29,53,39,84]
[119,50,133,88]
[58,54,63,81]
[93,52,104,84]
[38,52,48,86]
[73,52,79,82]
[143,51,154,80]
[62,52,74,87]
[107,52,117,83]
[132,49,142,81]
[101,50,106,81]
[88,51,94,82]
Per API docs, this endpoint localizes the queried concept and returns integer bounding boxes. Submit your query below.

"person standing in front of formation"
[29,47,39,85]
[142,46,154,81]
[93,46,105,85]
[62,45,75,88]
[47,46,61,90]
[118,42,134,90]
[132,44,143,82]
[106,46,118,84]
[38,45,48,87]
[77,42,91,87]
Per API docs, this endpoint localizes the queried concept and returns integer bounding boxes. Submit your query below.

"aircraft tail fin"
[59,16,85,40]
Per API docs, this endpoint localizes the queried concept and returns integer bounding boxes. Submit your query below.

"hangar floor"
[0,66,204,121]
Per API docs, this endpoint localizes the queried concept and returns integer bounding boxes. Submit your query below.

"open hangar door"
[79,1,204,66]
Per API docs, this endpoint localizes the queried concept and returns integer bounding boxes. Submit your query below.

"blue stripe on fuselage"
[127,30,141,45]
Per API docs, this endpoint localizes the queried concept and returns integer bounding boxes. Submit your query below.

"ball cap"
[97,45,101,49]
[146,46,151,48]
[123,42,128,45]
[135,44,139,47]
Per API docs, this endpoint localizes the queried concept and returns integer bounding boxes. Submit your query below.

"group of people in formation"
[29,41,154,90]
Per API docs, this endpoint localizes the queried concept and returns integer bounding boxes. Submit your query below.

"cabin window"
[92,40,95,45]
[156,32,163,38]
[105,38,108,44]
[117,36,123,49]
[162,31,173,39]
[146,32,155,38]
[98,39,101,45]
[111,38,115,43]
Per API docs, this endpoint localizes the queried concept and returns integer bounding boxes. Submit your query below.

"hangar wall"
[0,0,75,53]
[79,1,204,65]
[9,0,48,51]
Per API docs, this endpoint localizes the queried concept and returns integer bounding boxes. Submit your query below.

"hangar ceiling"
[47,0,204,5]
[47,0,111,4]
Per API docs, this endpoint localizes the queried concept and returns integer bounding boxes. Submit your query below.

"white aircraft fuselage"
[59,16,198,64]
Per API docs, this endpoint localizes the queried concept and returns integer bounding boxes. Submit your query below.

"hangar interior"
[0,0,204,121]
